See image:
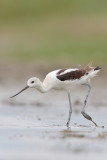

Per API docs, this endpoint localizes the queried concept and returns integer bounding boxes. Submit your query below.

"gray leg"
[81,83,98,127]
[66,91,72,127]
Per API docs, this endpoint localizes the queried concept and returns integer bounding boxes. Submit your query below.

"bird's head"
[10,77,41,98]
[27,77,41,88]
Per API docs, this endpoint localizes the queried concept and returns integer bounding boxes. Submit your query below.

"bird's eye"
[31,81,34,84]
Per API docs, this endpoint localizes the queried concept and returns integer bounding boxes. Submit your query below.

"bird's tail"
[85,62,101,78]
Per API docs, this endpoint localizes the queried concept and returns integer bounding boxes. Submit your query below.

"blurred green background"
[0,0,107,67]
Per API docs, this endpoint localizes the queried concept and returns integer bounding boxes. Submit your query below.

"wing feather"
[57,69,86,81]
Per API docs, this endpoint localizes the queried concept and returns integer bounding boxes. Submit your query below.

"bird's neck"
[36,81,50,93]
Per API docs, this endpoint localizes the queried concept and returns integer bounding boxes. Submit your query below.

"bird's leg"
[66,90,72,128]
[81,83,98,127]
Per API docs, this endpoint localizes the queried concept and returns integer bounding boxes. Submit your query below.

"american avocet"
[10,62,101,127]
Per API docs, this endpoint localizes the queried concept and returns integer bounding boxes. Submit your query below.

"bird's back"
[43,63,101,90]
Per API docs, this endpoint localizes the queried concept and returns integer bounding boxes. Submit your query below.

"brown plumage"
[57,69,66,75]
[57,69,86,81]
[84,62,94,72]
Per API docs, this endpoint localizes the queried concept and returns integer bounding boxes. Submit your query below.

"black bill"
[10,86,29,98]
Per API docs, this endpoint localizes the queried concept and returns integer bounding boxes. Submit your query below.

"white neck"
[36,81,50,93]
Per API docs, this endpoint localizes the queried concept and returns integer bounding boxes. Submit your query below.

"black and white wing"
[56,69,86,81]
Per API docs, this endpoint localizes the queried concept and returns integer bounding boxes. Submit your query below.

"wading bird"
[10,62,101,127]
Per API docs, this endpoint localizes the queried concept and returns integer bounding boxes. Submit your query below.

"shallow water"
[0,85,107,160]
